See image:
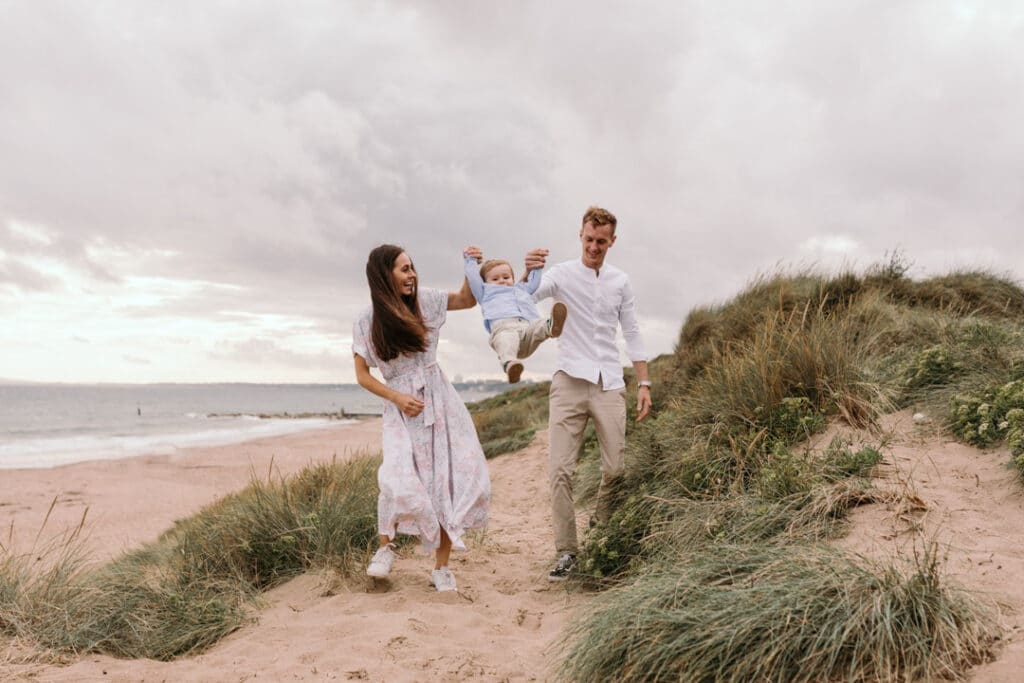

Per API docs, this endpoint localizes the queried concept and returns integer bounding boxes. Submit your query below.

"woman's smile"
[391,252,417,295]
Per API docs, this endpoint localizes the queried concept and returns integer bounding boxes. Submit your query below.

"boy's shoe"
[431,566,458,592]
[505,361,524,384]
[547,552,576,582]
[366,543,397,578]
[548,302,567,338]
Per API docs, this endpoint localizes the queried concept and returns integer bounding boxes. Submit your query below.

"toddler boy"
[465,252,567,383]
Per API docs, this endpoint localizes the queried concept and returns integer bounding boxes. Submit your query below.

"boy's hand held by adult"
[463,245,483,263]
[524,248,548,272]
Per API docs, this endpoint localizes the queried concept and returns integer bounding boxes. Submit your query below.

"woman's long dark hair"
[366,244,428,361]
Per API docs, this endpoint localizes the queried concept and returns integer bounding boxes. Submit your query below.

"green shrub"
[1008,408,1024,457]
[764,396,827,445]
[752,444,815,499]
[906,344,962,387]
[824,441,883,479]
[995,378,1024,415]
[577,493,659,581]
[950,380,1024,453]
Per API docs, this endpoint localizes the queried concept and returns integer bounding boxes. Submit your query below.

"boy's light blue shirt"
[465,256,543,332]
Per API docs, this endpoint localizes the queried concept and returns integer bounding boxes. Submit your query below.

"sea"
[0,382,508,470]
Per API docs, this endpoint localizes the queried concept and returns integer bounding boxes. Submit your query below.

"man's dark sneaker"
[547,552,576,582]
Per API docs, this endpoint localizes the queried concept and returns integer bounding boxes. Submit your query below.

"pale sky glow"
[2,2,1023,384]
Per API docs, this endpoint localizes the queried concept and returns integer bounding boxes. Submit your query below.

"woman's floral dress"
[352,288,490,551]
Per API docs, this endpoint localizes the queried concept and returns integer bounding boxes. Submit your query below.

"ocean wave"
[0,418,357,470]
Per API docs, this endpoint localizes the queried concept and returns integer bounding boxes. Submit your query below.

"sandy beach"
[2,419,588,682]
[7,413,1024,681]
[0,420,385,561]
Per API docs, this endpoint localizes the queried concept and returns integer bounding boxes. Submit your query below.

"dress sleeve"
[351,311,377,367]
[422,287,448,329]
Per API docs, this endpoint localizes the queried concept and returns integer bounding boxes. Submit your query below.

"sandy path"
[836,410,1024,681]
[2,426,585,682]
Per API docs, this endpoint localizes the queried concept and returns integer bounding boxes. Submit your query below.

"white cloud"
[1,1,1023,383]
[7,219,54,246]
[799,235,860,255]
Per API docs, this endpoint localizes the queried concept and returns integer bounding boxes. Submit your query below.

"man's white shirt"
[533,259,647,391]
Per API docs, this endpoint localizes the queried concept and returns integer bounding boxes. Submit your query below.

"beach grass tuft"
[0,453,380,660]
[561,544,997,683]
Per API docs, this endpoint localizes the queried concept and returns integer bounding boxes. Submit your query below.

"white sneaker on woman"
[431,566,457,592]
[367,544,397,578]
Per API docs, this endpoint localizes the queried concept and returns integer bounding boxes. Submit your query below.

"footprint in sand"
[365,577,392,594]
[515,608,543,630]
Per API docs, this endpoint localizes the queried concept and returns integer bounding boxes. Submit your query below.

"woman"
[352,244,490,593]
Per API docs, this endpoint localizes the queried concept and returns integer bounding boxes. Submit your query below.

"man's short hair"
[582,206,617,234]
[480,258,514,280]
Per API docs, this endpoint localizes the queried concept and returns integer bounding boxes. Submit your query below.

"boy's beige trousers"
[488,317,550,367]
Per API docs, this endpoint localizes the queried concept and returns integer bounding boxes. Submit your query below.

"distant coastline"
[0,378,519,390]
[0,380,516,469]
[206,409,380,419]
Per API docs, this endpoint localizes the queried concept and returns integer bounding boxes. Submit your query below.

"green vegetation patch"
[950,379,1024,476]
[468,382,549,458]
[0,454,380,660]
[561,545,996,683]
[564,259,1020,680]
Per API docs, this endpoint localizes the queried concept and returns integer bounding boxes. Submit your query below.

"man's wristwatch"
[638,381,652,388]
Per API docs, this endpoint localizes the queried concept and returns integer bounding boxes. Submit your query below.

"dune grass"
[561,544,996,683]
[552,260,1023,680]
[0,454,380,660]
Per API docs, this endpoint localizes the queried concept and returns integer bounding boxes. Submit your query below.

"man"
[527,206,652,582]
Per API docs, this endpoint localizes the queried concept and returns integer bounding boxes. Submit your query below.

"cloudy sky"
[1,1,1021,384]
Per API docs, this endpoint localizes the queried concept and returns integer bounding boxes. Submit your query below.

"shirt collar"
[575,257,609,277]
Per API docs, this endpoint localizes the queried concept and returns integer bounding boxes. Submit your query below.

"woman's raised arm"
[448,245,482,311]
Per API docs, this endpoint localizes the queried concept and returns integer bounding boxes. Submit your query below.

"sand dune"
[835,410,1024,682]
[6,411,1024,681]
